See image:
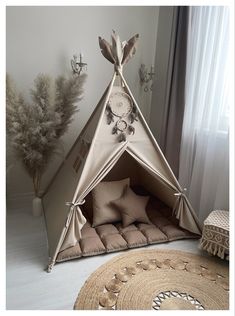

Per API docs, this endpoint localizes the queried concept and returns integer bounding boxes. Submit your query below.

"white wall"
[6,6,159,200]
[150,6,175,144]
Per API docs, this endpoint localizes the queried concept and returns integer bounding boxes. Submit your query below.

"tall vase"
[32,171,43,216]
[32,196,43,217]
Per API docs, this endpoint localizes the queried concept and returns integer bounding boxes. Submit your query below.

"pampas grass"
[6,72,86,196]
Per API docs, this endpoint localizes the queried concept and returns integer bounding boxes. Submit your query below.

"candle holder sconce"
[71,53,87,75]
[139,64,155,92]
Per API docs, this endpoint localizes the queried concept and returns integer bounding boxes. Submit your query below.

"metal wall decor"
[71,53,87,75]
[139,64,155,92]
[106,91,138,142]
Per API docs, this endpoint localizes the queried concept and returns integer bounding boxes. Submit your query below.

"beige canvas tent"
[43,32,201,272]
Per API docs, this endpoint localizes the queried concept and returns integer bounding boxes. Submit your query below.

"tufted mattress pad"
[56,196,199,263]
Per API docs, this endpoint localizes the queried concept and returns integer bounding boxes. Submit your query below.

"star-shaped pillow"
[111,185,150,227]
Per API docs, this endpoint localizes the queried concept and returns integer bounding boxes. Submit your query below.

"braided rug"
[74,249,229,310]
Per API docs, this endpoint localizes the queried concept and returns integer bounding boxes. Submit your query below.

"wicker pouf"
[200,210,229,260]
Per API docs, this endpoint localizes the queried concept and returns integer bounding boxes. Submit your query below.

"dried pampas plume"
[6,72,87,197]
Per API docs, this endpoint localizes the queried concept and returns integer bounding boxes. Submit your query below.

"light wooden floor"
[6,199,225,310]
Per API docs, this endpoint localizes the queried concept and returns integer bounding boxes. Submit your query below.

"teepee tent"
[43,32,201,272]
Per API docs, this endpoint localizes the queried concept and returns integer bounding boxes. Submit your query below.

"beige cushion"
[161,224,187,240]
[81,226,98,239]
[111,186,150,227]
[80,237,106,256]
[57,243,82,262]
[102,234,128,252]
[82,221,91,228]
[122,230,147,248]
[151,216,172,227]
[92,178,130,227]
[142,227,168,244]
[136,223,156,231]
[96,224,119,238]
[116,223,138,233]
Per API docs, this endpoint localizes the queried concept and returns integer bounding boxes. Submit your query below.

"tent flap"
[59,141,128,251]
[127,145,201,235]
[60,206,86,251]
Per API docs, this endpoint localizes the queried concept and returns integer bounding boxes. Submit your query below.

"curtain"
[160,6,189,177]
[179,6,230,223]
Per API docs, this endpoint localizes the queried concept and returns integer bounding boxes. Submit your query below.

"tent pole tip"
[46,260,55,273]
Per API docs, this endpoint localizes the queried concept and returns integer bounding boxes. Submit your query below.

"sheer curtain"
[179,6,230,223]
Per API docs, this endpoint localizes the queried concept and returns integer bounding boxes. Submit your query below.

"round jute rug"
[74,249,229,310]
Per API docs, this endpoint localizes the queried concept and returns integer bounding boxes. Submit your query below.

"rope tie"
[114,64,123,74]
[173,188,187,216]
[174,188,187,197]
[65,199,86,210]
[65,199,86,230]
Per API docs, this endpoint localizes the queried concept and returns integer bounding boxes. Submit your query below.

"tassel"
[128,125,135,135]
[201,239,227,259]
[132,106,139,115]
[118,132,126,142]
[112,126,118,134]
[107,112,114,125]
[129,112,138,124]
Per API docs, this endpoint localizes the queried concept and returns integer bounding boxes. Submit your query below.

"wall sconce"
[71,53,87,75]
[139,64,155,92]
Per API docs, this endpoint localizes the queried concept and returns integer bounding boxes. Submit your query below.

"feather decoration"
[98,36,115,64]
[132,106,138,115]
[129,112,138,124]
[106,111,114,124]
[106,103,112,113]
[111,30,123,66]
[118,132,126,142]
[112,126,118,134]
[128,125,135,135]
[122,34,139,65]
[98,32,139,66]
